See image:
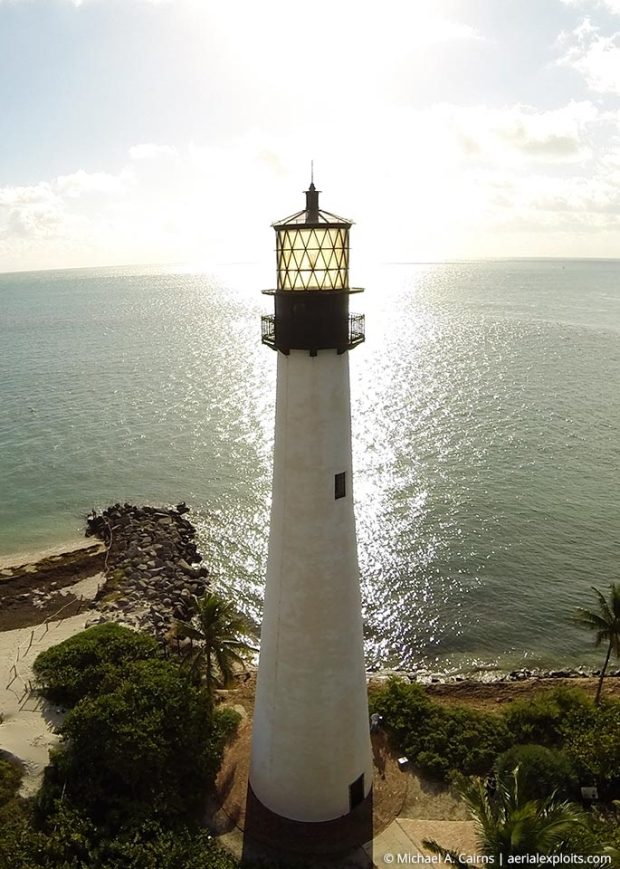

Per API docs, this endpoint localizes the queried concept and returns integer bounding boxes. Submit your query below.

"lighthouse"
[249,180,372,823]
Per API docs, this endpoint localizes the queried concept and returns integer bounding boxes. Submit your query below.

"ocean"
[1,260,619,676]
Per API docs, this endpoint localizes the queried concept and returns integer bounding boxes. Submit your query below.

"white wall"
[250,348,373,822]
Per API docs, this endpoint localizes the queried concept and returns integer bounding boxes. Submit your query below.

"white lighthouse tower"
[250,180,372,823]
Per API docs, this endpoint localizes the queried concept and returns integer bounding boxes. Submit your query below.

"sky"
[2,0,620,272]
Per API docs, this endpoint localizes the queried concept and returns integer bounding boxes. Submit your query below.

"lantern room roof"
[272,181,353,229]
[272,208,353,229]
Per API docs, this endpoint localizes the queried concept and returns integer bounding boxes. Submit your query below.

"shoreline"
[0,542,106,633]
[0,525,612,686]
[0,537,93,571]
[0,502,620,685]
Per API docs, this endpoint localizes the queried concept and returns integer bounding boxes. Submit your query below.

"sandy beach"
[0,538,93,572]
[0,571,103,794]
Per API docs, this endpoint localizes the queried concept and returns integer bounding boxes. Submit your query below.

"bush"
[214,704,243,742]
[503,686,594,747]
[3,803,242,869]
[496,744,579,801]
[369,677,510,780]
[3,624,246,869]
[93,819,241,869]
[369,678,431,744]
[0,756,22,808]
[38,658,234,825]
[561,699,620,799]
[32,622,159,706]
[0,757,41,869]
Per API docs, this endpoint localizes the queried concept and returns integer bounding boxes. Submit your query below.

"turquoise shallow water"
[1,260,619,674]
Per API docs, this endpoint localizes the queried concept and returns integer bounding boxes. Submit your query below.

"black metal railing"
[260,312,365,352]
[348,313,365,349]
[261,314,276,347]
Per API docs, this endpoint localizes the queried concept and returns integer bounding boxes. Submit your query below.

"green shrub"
[32,622,158,706]
[0,757,42,869]
[39,658,224,823]
[561,812,620,863]
[94,819,241,869]
[3,804,242,869]
[370,677,510,780]
[561,699,620,799]
[0,756,22,808]
[2,626,246,869]
[496,744,579,801]
[369,678,431,744]
[503,686,594,747]
[214,705,243,741]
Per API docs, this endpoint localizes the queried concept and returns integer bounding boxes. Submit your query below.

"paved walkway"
[367,818,477,867]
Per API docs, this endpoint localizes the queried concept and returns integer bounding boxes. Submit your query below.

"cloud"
[0,183,57,207]
[68,0,173,5]
[128,143,178,161]
[0,0,172,3]
[558,17,620,94]
[420,17,483,43]
[0,168,132,250]
[418,101,596,165]
[2,103,620,272]
[561,0,620,13]
[55,169,133,197]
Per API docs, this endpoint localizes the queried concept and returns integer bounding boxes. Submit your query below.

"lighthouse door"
[349,774,365,811]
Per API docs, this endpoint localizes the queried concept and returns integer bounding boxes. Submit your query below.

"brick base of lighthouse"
[207,693,408,859]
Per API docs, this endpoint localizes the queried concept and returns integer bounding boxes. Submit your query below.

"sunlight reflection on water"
[1,261,619,673]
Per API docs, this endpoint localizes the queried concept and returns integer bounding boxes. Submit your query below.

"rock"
[87,501,209,642]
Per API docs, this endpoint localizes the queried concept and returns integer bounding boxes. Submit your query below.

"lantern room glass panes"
[276,226,349,290]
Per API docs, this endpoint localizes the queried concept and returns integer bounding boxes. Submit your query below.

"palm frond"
[422,839,469,868]
[571,584,620,699]
[173,590,255,692]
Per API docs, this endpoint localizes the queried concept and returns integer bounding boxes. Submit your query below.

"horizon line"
[3,255,620,279]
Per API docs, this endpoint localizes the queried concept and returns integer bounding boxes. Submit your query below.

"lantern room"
[261,181,365,356]
[273,183,351,291]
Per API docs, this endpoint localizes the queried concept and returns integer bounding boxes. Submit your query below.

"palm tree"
[174,592,256,694]
[423,768,587,865]
[572,583,620,705]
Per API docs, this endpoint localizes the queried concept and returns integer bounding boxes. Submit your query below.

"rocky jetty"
[85,502,209,640]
